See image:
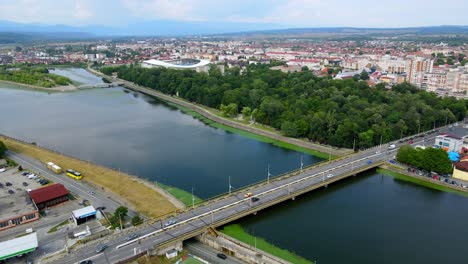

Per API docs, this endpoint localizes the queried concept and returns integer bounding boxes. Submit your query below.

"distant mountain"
[219,25,468,36]
[0,20,284,37]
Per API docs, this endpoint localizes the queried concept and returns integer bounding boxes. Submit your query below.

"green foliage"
[396,145,453,174]
[131,215,143,226]
[109,206,128,228]
[241,107,252,121]
[0,140,6,158]
[220,103,238,117]
[100,65,466,148]
[0,65,72,87]
[360,70,369,80]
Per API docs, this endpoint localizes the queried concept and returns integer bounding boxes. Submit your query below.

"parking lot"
[0,167,43,193]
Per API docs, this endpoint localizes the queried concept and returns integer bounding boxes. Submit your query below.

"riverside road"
[53,135,428,264]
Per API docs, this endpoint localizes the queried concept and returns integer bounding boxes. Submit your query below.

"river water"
[1,69,468,264]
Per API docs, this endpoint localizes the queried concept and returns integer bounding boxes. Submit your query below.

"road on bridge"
[50,129,444,264]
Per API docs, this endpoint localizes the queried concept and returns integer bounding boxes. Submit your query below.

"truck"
[46,162,63,174]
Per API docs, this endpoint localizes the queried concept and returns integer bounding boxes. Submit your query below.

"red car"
[408,140,414,144]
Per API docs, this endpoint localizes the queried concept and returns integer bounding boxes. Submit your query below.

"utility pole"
[119,212,123,231]
[267,164,271,183]
[353,137,356,152]
[300,155,304,173]
[191,187,195,209]
[379,134,383,149]
[229,176,233,195]
[329,145,332,162]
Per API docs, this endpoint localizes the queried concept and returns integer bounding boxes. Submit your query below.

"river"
[1,69,468,264]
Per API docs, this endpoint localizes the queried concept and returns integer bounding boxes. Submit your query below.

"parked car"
[164,220,176,227]
[5,182,12,186]
[367,160,373,164]
[79,260,92,264]
[8,190,14,194]
[0,168,6,173]
[217,253,227,260]
[22,171,29,176]
[95,244,108,253]
[88,191,95,195]
[22,182,28,187]
[389,160,397,164]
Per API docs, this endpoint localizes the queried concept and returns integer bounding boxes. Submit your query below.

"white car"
[326,173,334,178]
[0,168,6,173]
[28,174,36,179]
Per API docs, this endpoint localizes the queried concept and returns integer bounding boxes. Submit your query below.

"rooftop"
[0,190,37,221]
[29,183,69,205]
[142,58,210,69]
[72,206,96,219]
[0,233,38,260]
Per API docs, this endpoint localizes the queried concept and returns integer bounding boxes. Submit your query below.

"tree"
[220,103,238,118]
[0,140,6,158]
[15,46,22,52]
[241,107,252,121]
[109,206,128,229]
[131,215,143,226]
[360,70,369,80]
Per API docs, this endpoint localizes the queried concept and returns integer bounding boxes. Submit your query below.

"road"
[10,126,447,264]
[6,151,136,217]
[55,142,402,263]
[185,240,245,264]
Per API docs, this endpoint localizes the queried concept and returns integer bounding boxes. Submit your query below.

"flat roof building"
[29,183,69,210]
[72,206,96,225]
[0,232,38,260]
[0,190,39,231]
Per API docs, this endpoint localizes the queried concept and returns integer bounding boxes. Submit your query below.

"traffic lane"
[185,241,244,264]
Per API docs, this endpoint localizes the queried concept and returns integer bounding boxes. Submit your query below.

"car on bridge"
[217,253,227,259]
[95,244,108,253]
[244,192,253,198]
[326,173,334,178]
[251,197,259,202]
[164,219,177,227]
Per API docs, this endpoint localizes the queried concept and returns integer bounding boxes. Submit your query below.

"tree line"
[396,145,453,174]
[100,64,467,149]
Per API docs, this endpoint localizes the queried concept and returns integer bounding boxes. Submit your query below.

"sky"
[0,0,467,28]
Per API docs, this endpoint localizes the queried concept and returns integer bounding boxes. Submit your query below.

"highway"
[184,240,244,264]
[54,141,404,264]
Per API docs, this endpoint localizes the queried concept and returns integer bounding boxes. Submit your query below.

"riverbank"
[88,67,350,158]
[220,224,313,264]
[0,135,181,218]
[0,79,77,92]
[378,165,468,197]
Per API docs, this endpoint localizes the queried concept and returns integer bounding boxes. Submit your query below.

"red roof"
[29,183,69,204]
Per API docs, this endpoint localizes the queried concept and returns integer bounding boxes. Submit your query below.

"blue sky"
[0,0,467,28]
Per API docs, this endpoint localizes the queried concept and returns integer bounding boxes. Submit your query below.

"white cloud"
[121,0,202,21]
[74,0,93,19]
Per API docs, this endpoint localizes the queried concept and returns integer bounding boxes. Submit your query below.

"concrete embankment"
[197,231,292,264]
[87,68,352,157]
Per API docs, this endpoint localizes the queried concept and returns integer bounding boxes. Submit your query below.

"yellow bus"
[66,169,83,180]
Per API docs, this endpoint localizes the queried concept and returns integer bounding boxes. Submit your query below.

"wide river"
[1,69,468,264]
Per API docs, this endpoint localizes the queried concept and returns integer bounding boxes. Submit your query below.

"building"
[29,183,69,210]
[407,58,434,86]
[72,206,97,225]
[453,157,468,181]
[0,233,38,260]
[0,190,39,231]
[141,58,211,73]
[434,134,464,152]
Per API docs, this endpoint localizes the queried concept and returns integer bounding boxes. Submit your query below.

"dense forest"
[0,66,72,87]
[101,64,467,148]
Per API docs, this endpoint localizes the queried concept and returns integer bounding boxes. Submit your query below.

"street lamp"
[267,164,272,183]
[118,212,123,231]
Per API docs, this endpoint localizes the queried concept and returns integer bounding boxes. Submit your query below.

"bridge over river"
[77,82,124,89]
[54,136,431,264]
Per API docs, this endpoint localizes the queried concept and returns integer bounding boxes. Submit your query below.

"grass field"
[157,182,203,206]
[377,168,468,197]
[1,137,177,218]
[220,224,313,264]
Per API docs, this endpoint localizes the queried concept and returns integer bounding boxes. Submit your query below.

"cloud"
[121,0,201,21]
[74,0,93,19]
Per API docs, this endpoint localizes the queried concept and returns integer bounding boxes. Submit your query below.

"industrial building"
[29,183,69,210]
[0,190,39,231]
[141,58,211,73]
[0,232,38,260]
[72,206,97,225]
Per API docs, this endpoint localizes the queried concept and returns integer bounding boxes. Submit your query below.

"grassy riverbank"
[157,182,203,206]
[165,101,332,160]
[377,168,468,197]
[1,136,177,217]
[220,224,313,264]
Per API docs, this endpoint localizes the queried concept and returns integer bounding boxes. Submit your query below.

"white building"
[141,58,211,73]
[434,134,464,152]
